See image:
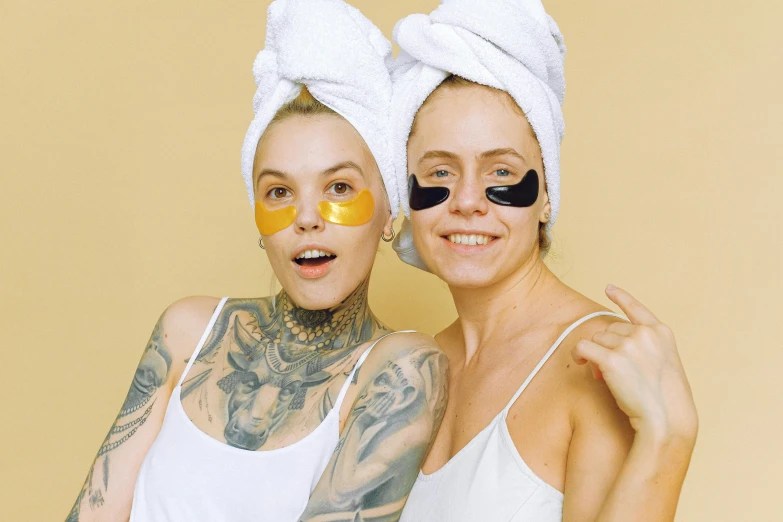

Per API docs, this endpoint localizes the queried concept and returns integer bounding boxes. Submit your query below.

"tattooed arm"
[299,333,449,522]
[66,296,222,522]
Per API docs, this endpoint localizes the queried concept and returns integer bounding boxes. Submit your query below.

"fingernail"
[606,284,616,291]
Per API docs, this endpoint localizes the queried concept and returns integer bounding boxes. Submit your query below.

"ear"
[539,190,551,224]
[383,210,395,238]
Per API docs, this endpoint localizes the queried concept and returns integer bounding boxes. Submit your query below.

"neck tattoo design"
[183,279,389,451]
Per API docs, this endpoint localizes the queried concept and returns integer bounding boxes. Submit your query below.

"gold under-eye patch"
[318,189,375,227]
[255,202,297,236]
[255,189,375,236]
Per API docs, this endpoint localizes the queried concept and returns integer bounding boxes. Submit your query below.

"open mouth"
[444,233,497,246]
[293,249,337,267]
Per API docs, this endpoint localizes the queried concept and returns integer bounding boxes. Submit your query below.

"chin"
[427,259,497,289]
[286,277,355,311]
[436,270,500,289]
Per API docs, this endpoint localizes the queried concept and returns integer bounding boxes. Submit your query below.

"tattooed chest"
[179,294,381,451]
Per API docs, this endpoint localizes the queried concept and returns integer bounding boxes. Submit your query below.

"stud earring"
[381,228,395,242]
[258,237,265,249]
[543,212,550,221]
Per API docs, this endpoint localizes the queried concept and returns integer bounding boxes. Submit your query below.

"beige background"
[1,0,780,519]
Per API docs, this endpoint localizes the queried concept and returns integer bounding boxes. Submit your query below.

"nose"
[294,194,325,233]
[449,174,489,217]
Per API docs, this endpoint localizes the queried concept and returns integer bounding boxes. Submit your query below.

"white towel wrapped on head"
[389,0,567,270]
[240,0,399,216]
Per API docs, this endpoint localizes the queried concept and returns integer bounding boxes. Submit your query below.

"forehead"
[255,115,375,180]
[410,85,539,160]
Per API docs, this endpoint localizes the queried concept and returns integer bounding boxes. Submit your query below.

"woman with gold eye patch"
[64,2,447,522]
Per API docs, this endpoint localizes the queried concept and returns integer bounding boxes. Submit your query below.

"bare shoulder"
[556,313,617,378]
[364,331,449,375]
[553,312,634,442]
[376,330,444,352]
[158,295,224,361]
[566,313,625,346]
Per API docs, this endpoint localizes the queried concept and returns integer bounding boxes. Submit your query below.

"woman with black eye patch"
[391,1,698,521]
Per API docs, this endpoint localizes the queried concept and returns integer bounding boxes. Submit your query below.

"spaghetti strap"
[333,330,416,408]
[502,311,625,413]
[177,296,230,388]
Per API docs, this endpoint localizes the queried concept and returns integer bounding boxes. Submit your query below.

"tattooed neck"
[192,278,386,369]
[265,278,383,351]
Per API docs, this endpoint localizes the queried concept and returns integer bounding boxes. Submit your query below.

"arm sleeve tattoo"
[66,319,172,522]
[299,343,449,522]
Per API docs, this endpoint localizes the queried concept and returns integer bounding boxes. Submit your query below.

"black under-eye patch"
[408,169,540,211]
[485,169,539,207]
[409,174,450,210]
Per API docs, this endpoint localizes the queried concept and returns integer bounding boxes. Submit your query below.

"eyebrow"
[257,168,290,184]
[479,148,526,162]
[256,161,364,188]
[322,161,363,177]
[417,148,527,166]
[418,150,461,164]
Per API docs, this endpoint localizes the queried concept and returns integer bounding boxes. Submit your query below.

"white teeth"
[296,249,334,260]
[447,234,493,246]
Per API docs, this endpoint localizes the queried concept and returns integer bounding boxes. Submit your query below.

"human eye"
[267,187,292,200]
[495,169,512,177]
[433,170,451,179]
[327,182,353,196]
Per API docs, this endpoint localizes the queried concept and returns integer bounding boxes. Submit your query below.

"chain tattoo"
[67,322,172,522]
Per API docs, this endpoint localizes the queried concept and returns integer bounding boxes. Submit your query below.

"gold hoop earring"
[258,237,265,249]
[381,229,395,242]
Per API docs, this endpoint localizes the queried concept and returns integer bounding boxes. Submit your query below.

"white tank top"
[400,311,624,522]
[130,297,409,522]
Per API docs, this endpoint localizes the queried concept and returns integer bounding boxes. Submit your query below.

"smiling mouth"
[293,249,337,267]
[443,233,497,246]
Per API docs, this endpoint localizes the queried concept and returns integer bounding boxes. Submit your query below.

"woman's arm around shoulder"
[299,331,449,522]
[66,296,223,522]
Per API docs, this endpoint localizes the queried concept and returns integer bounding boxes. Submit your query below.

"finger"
[606,321,634,336]
[606,285,660,326]
[573,341,606,380]
[592,331,625,349]
[572,338,612,368]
